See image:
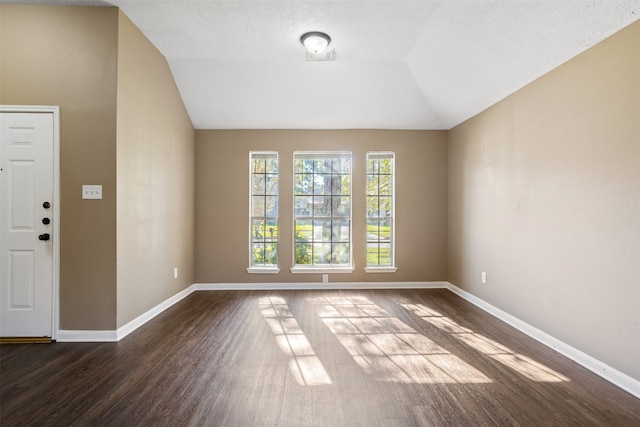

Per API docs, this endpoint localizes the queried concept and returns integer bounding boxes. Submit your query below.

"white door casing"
[0,106,60,338]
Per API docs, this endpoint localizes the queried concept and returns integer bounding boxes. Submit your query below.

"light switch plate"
[82,185,102,200]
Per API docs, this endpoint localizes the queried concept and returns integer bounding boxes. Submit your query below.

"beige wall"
[115,12,194,328]
[195,130,448,283]
[448,20,640,381]
[1,5,119,329]
[1,5,195,330]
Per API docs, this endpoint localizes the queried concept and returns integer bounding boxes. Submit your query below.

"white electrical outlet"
[481,272,487,284]
[174,267,179,279]
[323,274,328,283]
[82,185,102,200]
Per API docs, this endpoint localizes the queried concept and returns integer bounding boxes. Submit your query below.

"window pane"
[332,243,350,265]
[314,174,328,195]
[379,174,392,195]
[314,219,332,242]
[366,219,379,241]
[265,220,278,242]
[379,159,392,174]
[313,196,330,217]
[379,196,392,217]
[295,220,312,242]
[295,174,313,195]
[252,219,265,242]
[314,243,331,264]
[332,158,343,173]
[295,196,311,216]
[340,156,351,174]
[367,242,379,265]
[303,159,314,173]
[265,196,278,217]
[336,197,350,216]
[295,243,313,264]
[266,158,278,173]
[332,220,349,242]
[252,243,264,265]
[379,243,391,266]
[341,175,351,195]
[366,175,378,195]
[252,196,264,217]
[366,196,378,217]
[314,158,330,173]
[266,174,278,195]
[252,174,265,195]
[330,175,343,195]
[254,158,265,173]
[264,243,278,265]
[379,219,392,241]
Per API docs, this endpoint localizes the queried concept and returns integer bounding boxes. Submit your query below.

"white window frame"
[364,151,397,273]
[247,151,280,274]
[291,151,354,274]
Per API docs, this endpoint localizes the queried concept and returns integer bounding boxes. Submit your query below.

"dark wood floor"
[1,289,639,426]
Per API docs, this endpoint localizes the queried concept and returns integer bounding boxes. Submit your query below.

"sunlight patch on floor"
[259,296,332,386]
[310,296,492,384]
[400,303,570,383]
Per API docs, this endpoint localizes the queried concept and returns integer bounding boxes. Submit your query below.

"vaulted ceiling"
[19,1,640,129]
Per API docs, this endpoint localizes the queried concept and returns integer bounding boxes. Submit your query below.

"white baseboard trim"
[116,284,197,341]
[195,281,449,291]
[446,282,640,400]
[56,281,445,343]
[56,282,443,343]
[57,329,118,342]
[55,279,640,399]
[57,284,197,343]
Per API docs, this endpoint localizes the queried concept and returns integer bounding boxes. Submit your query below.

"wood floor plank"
[1,289,639,426]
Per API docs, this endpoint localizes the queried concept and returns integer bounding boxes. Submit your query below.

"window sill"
[246,267,280,274]
[290,266,354,274]
[364,266,398,273]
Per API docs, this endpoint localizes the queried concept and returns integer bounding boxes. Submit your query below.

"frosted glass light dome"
[300,32,331,53]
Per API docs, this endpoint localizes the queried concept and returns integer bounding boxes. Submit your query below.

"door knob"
[42,218,50,225]
[38,233,50,241]
[43,201,51,209]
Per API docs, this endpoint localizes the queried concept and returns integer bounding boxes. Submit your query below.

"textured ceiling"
[9,1,640,129]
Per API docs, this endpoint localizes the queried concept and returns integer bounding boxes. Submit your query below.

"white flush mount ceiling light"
[301,31,330,53]
[300,31,336,61]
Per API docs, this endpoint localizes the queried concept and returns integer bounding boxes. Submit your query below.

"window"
[292,151,353,272]
[248,152,279,273]
[365,152,396,272]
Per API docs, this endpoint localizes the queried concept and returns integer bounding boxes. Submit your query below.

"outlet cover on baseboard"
[481,272,487,284]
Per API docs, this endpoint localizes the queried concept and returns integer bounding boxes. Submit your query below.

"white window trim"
[292,150,354,271]
[364,266,398,273]
[365,151,396,270]
[247,266,281,274]
[290,266,354,274]
[248,151,279,271]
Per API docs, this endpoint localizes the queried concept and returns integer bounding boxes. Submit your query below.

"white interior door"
[0,111,55,338]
